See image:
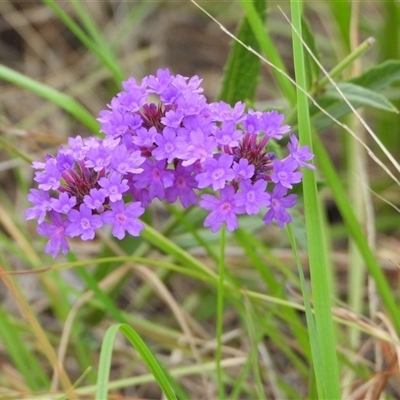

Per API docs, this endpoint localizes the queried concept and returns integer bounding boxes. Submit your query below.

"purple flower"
[117,85,147,113]
[50,192,77,214]
[232,159,255,182]
[131,187,151,208]
[214,120,243,147]
[200,185,244,232]
[68,136,85,160]
[37,211,69,258]
[196,154,235,190]
[84,146,111,172]
[242,109,262,135]
[111,145,144,175]
[132,159,174,201]
[56,151,74,173]
[161,108,185,128]
[236,180,270,215]
[103,200,144,239]
[165,162,198,208]
[99,172,129,202]
[98,108,142,139]
[25,189,53,224]
[287,135,316,170]
[152,127,186,163]
[83,188,106,213]
[210,101,245,124]
[270,158,302,189]
[263,184,297,227]
[26,69,315,257]
[176,91,207,115]
[261,111,290,139]
[181,128,217,166]
[66,204,103,240]
[34,159,61,191]
[146,68,173,96]
[132,126,157,148]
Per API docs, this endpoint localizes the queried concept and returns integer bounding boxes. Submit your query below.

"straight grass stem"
[290,0,341,398]
[216,224,226,399]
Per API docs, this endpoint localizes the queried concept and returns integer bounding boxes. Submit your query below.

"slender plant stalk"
[290,0,341,398]
[316,37,375,91]
[286,225,324,398]
[344,2,373,393]
[216,225,226,399]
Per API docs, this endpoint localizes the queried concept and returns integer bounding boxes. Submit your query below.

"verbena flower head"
[26,136,145,257]
[27,69,315,257]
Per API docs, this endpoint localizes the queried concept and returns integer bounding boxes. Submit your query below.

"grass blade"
[290,0,341,398]
[0,64,99,133]
[96,323,177,400]
[43,0,125,85]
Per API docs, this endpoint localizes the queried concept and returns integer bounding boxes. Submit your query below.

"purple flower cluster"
[26,69,315,257]
[26,136,145,257]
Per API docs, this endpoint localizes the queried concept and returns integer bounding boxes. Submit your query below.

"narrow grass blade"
[0,306,49,390]
[140,222,218,280]
[0,64,99,133]
[43,0,125,84]
[286,225,324,398]
[96,323,177,400]
[234,228,311,360]
[243,298,266,399]
[290,0,341,398]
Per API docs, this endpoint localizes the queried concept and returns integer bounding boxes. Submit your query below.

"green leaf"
[328,0,352,52]
[218,0,266,104]
[348,59,400,91]
[321,82,398,113]
[239,0,297,106]
[309,60,400,131]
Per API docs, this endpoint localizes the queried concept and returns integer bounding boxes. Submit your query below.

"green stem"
[290,0,341,398]
[216,224,226,399]
[315,37,375,91]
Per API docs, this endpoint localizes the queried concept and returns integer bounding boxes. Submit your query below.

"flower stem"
[216,224,226,399]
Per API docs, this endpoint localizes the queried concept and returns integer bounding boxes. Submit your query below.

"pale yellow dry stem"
[0,261,76,399]
[51,263,133,391]
[341,1,380,396]
[0,202,80,397]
